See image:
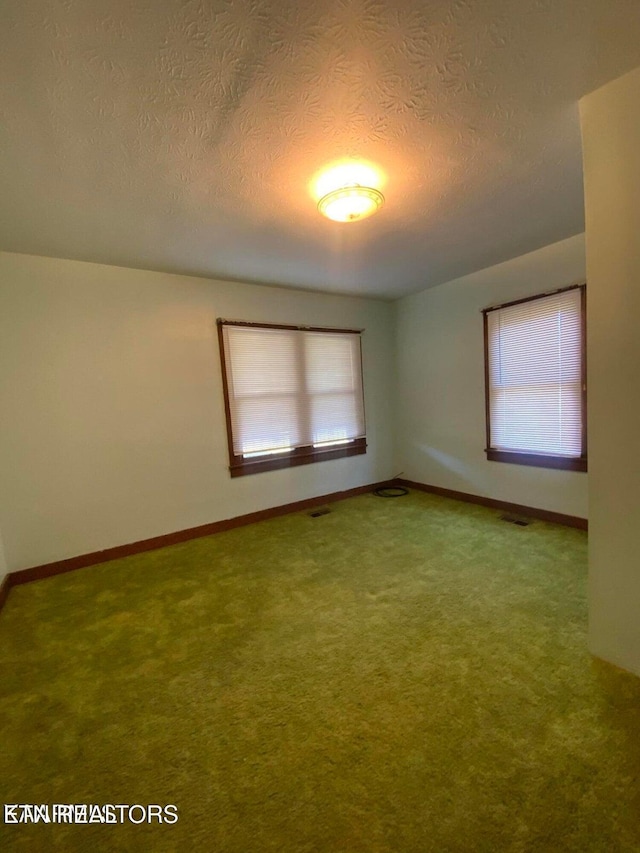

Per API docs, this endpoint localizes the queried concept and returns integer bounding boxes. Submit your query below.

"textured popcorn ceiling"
[2,0,640,298]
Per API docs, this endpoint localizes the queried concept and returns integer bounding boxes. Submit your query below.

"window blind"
[486,288,583,457]
[220,323,366,459]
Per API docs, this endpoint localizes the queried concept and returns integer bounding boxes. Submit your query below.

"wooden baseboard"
[396,478,588,530]
[0,476,587,615]
[1,481,394,606]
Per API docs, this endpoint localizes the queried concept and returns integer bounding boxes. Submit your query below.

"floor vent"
[500,514,531,527]
[309,507,331,518]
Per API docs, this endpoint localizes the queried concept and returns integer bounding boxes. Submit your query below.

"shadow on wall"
[414,441,486,494]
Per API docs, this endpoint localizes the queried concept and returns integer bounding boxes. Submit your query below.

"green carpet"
[1,491,639,852]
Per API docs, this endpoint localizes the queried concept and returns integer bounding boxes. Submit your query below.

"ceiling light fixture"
[317,183,385,223]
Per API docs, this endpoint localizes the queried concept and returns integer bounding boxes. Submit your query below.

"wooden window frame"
[217,320,367,478]
[482,283,587,473]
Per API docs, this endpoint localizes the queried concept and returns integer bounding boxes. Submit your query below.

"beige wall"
[0,252,395,572]
[581,65,640,677]
[0,530,6,583]
[395,234,588,518]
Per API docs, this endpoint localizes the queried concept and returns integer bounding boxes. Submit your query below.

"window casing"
[483,284,587,472]
[217,320,366,477]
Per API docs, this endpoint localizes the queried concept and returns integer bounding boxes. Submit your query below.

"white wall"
[0,252,395,572]
[395,234,588,518]
[581,66,640,677]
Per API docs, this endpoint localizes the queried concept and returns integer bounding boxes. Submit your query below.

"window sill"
[485,449,587,472]
[229,439,367,478]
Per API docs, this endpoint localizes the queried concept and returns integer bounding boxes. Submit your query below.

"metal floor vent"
[500,514,531,527]
[309,507,331,518]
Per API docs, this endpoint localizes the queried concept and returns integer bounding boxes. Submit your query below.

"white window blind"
[221,324,366,458]
[486,288,583,457]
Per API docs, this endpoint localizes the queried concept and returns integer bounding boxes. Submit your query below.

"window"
[483,284,587,472]
[217,320,366,477]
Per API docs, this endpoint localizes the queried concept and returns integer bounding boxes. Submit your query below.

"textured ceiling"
[2,0,640,299]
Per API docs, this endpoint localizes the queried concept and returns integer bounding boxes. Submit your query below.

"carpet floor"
[1,490,639,852]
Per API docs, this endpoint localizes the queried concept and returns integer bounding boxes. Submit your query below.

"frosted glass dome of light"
[317,185,385,222]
